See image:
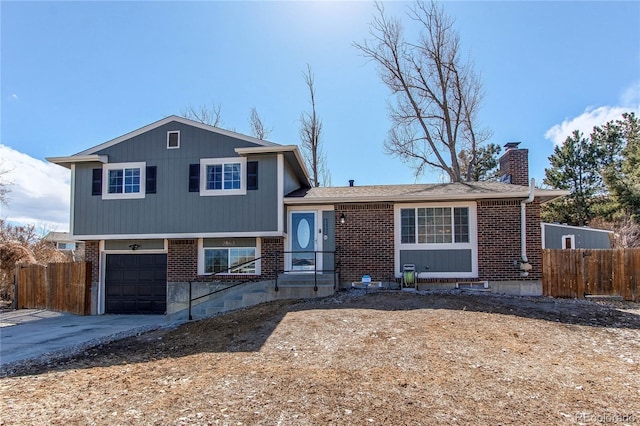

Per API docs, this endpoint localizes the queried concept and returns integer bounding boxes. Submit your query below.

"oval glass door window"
[297,218,311,249]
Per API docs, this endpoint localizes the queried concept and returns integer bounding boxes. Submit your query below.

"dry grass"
[1,291,639,425]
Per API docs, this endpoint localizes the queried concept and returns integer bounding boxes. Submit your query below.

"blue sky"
[1,1,639,231]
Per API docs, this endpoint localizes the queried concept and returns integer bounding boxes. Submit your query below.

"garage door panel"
[105,254,167,314]
[138,271,157,281]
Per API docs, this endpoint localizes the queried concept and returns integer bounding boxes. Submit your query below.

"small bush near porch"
[2,292,639,424]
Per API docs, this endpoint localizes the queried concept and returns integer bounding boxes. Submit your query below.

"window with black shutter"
[189,164,200,192]
[146,166,157,194]
[92,168,102,195]
[247,161,258,190]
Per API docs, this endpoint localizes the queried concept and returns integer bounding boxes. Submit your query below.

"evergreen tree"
[458,143,501,182]
[595,113,640,221]
[542,130,605,226]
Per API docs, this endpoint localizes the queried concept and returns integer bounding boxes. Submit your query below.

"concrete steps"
[190,275,336,320]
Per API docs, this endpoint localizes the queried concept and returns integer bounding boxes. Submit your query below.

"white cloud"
[0,145,70,232]
[621,81,640,107]
[545,81,640,146]
[9,94,18,101]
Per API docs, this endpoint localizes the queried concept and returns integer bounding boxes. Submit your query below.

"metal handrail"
[187,250,341,320]
[187,255,266,320]
[274,250,339,292]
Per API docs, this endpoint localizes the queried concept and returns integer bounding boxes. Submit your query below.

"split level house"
[48,116,567,317]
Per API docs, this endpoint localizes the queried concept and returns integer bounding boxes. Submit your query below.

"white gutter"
[519,178,535,275]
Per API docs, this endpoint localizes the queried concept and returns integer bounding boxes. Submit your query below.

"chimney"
[498,142,529,186]
[349,180,355,187]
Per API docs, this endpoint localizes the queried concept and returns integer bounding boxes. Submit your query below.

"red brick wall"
[477,199,542,280]
[85,241,100,283]
[335,203,395,283]
[167,238,280,282]
[261,237,284,279]
[499,148,529,186]
[167,239,197,282]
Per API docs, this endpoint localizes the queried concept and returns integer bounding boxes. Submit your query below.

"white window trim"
[102,162,146,200]
[97,239,169,315]
[394,202,478,279]
[197,237,261,275]
[167,130,180,149]
[562,234,575,249]
[200,157,247,196]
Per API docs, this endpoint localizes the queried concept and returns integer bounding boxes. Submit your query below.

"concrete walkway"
[0,309,176,367]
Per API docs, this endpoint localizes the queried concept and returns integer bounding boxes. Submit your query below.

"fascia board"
[76,115,278,156]
[284,191,533,205]
[237,145,312,187]
[284,187,568,205]
[70,231,285,240]
[46,155,108,169]
[535,188,570,203]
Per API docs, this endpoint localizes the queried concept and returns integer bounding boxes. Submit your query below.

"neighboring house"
[48,117,567,316]
[44,232,85,261]
[541,223,613,249]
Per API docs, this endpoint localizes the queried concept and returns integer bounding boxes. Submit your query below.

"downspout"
[519,178,535,276]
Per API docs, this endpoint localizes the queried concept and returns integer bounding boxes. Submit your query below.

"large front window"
[200,238,259,275]
[401,207,469,244]
[204,248,256,274]
[200,157,246,196]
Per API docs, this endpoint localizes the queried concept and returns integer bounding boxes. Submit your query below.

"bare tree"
[354,1,490,182]
[249,107,273,140]
[299,64,328,187]
[181,100,224,127]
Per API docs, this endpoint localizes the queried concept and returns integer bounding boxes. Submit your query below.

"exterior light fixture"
[340,213,345,224]
[129,243,140,251]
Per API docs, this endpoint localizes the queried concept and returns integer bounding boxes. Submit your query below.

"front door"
[290,211,317,271]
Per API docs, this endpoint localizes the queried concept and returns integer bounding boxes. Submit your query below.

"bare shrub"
[590,216,640,248]
[0,242,36,300]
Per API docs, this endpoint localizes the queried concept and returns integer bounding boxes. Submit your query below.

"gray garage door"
[105,254,167,314]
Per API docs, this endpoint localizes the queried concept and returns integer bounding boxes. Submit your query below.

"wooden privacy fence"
[16,261,91,315]
[543,249,639,302]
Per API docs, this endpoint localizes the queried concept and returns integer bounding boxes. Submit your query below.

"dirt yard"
[1,291,639,425]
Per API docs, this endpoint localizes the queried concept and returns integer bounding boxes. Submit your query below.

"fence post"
[188,281,193,321]
[12,264,19,310]
[274,252,279,292]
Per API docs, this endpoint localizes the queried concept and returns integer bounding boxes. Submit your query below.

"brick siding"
[261,238,284,279]
[335,203,395,283]
[167,238,280,282]
[477,199,542,280]
[85,241,100,283]
[167,239,197,282]
[499,148,529,186]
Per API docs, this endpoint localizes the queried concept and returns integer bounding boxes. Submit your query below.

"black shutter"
[92,168,102,196]
[247,161,258,190]
[189,164,200,192]
[146,166,157,194]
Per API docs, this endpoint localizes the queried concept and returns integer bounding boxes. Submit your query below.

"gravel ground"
[1,290,639,425]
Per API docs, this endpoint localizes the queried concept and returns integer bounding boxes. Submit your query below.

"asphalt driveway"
[0,309,175,367]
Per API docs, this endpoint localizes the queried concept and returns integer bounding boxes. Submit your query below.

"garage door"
[105,254,167,314]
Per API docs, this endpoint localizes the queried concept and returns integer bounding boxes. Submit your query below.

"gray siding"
[322,210,336,272]
[543,224,612,249]
[284,161,301,196]
[400,249,472,273]
[73,121,279,236]
[104,239,165,250]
